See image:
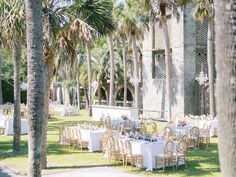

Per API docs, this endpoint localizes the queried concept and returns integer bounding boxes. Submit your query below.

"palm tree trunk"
[41,45,54,169]
[207,18,215,117]
[97,83,102,105]
[161,15,172,122]
[84,86,89,109]
[121,34,127,107]
[41,69,49,169]
[0,53,3,105]
[13,40,21,154]
[108,35,115,106]
[25,0,45,176]
[131,34,140,110]
[215,0,236,176]
[76,73,80,110]
[85,42,92,116]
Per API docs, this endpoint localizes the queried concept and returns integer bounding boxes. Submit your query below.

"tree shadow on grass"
[130,142,220,177]
[47,120,100,134]
[0,140,28,160]
[46,164,119,170]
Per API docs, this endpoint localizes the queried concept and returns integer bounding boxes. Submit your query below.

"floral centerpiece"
[121,115,128,120]
[178,120,187,127]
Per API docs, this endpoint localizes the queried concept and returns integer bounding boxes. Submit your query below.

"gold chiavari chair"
[139,121,147,135]
[174,140,188,169]
[0,127,5,135]
[125,140,143,168]
[163,126,173,140]
[100,130,111,155]
[118,139,126,166]
[104,116,112,129]
[199,123,210,147]
[189,126,200,149]
[65,127,72,146]
[107,136,119,161]
[59,125,66,146]
[74,129,89,150]
[151,122,158,137]
[155,140,175,171]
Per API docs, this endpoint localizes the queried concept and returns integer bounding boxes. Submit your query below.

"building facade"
[142,7,212,119]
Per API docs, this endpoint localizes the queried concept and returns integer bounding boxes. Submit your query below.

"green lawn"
[0,110,220,176]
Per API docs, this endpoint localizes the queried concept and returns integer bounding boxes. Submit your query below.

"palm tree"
[0,49,3,105]
[215,0,236,176]
[114,3,128,106]
[92,42,123,104]
[0,43,3,104]
[0,0,25,153]
[69,0,115,115]
[107,34,115,106]
[24,0,45,176]
[118,0,149,110]
[192,0,216,117]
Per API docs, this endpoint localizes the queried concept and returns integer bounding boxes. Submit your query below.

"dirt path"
[0,166,142,177]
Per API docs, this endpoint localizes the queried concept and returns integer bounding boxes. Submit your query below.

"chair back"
[105,116,111,129]
[151,122,158,136]
[164,140,174,156]
[139,121,147,135]
[108,136,116,150]
[115,139,120,151]
[176,140,187,154]
[119,140,125,155]
[163,126,173,139]
[182,135,189,143]
[202,123,210,134]
[75,129,82,140]
[190,126,200,138]
[125,140,132,156]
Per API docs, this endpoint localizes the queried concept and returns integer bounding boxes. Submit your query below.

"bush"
[2,80,27,104]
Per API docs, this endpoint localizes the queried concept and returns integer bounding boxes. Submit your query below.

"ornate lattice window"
[154,17,172,49]
[152,50,172,79]
[195,48,208,75]
[195,20,208,47]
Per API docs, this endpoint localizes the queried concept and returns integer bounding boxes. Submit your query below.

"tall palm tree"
[0,0,25,153]
[118,0,149,110]
[192,0,216,117]
[215,0,236,176]
[0,52,2,105]
[107,34,115,106]
[114,3,128,106]
[0,43,3,104]
[24,0,45,176]
[40,0,69,168]
[92,42,123,104]
[69,0,115,115]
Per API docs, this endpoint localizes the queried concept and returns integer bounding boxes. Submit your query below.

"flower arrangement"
[178,120,187,127]
[121,115,128,120]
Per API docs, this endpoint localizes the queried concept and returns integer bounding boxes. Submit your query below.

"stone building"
[142,7,213,119]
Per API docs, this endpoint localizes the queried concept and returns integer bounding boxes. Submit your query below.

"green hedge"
[2,80,27,104]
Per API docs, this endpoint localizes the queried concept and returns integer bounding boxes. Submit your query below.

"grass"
[0,110,221,176]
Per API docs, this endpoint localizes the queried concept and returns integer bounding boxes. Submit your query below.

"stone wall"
[142,6,201,120]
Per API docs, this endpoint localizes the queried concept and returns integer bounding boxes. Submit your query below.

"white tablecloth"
[61,127,106,152]
[198,119,218,137]
[171,125,192,138]
[118,137,183,170]
[79,128,107,152]
[0,116,28,135]
[58,106,78,116]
